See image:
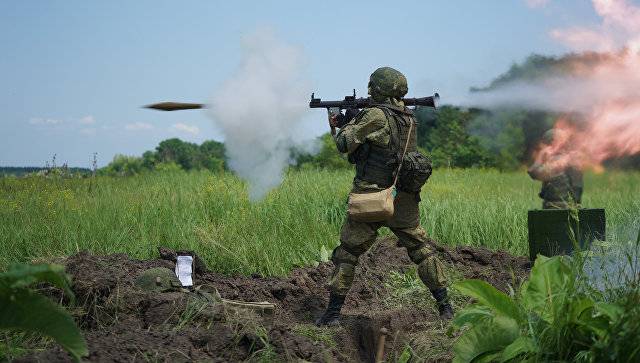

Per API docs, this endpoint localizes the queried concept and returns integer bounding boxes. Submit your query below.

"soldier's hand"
[328,107,341,128]
[329,114,340,128]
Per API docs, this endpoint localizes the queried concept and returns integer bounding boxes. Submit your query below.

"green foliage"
[101,138,226,176]
[384,268,432,309]
[292,133,351,170]
[417,106,494,169]
[452,252,640,363]
[100,154,144,176]
[0,264,88,362]
[155,161,183,173]
[469,111,526,171]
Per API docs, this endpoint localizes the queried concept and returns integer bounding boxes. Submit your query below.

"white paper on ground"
[175,255,194,286]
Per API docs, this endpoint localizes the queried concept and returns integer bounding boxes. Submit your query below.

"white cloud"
[125,122,154,131]
[80,128,97,136]
[171,122,200,135]
[79,115,95,125]
[29,117,63,125]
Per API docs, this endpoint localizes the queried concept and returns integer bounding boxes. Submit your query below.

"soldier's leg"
[393,226,447,289]
[387,191,453,318]
[317,217,379,326]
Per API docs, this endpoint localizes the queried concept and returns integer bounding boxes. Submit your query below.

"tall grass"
[1,169,639,276]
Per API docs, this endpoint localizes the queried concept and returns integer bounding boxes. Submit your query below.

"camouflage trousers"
[328,190,448,296]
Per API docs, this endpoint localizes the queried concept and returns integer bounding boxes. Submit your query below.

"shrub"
[452,250,640,363]
[0,264,88,362]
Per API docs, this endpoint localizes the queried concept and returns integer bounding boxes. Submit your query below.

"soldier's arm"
[335,108,388,154]
[527,163,545,181]
[528,161,564,181]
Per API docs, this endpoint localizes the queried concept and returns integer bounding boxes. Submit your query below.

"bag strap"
[392,116,413,187]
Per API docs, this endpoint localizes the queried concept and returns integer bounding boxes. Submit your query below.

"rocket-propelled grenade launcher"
[309,90,439,135]
[309,90,439,110]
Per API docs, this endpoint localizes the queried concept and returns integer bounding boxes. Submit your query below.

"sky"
[0,0,604,168]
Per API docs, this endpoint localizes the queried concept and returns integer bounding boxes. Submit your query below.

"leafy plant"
[452,253,640,363]
[0,263,88,362]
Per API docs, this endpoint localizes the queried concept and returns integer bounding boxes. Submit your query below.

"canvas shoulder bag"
[347,118,413,222]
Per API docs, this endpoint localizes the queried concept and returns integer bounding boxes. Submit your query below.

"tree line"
[100,139,226,176]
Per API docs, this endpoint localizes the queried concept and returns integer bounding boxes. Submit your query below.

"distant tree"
[100,155,144,176]
[292,133,350,170]
[141,151,157,170]
[419,106,494,168]
[198,140,226,172]
[154,162,183,173]
[156,138,199,170]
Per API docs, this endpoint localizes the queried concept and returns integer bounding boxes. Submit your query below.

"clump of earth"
[18,237,530,362]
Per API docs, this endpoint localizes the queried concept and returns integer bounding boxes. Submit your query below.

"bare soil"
[18,237,530,363]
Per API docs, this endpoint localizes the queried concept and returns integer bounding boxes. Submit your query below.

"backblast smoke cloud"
[208,29,313,200]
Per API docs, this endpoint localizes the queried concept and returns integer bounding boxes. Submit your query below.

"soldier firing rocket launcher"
[309,90,439,135]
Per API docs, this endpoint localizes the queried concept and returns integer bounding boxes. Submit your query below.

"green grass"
[1,169,639,276]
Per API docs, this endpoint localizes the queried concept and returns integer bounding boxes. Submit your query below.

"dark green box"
[528,209,606,261]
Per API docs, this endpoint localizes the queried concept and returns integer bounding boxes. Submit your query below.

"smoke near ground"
[208,29,314,200]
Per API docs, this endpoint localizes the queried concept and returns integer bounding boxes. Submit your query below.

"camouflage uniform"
[329,100,447,295]
[317,67,451,326]
[528,130,583,209]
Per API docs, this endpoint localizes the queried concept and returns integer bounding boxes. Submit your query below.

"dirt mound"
[20,238,529,362]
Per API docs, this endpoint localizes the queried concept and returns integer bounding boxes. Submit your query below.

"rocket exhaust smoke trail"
[207,29,313,200]
[467,0,640,172]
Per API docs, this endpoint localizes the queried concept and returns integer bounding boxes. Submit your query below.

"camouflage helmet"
[135,267,181,292]
[368,67,408,99]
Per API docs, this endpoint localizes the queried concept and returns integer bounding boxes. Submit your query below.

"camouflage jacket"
[335,98,405,192]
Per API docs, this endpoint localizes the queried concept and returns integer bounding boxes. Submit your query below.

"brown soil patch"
[18,237,529,362]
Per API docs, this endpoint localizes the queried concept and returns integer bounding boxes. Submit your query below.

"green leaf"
[397,345,412,363]
[595,302,624,321]
[454,280,524,323]
[453,305,493,329]
[453,316,520,363]
[520,256,572,321]
[568,298,595,322]
[474,352,502,363]
[0,264,74,301]
[0,288,88,362]
[500,336,537,362]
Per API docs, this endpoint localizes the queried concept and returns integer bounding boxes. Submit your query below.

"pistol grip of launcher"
[326,107,340,137]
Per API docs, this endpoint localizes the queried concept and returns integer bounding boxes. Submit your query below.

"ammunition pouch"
[398,151,432,193]
[353,144,398,188]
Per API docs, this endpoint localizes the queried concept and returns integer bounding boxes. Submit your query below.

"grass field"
[1,169,639,276]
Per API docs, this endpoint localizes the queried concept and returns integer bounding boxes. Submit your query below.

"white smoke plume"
[465,53,640,112]
[208,29,313,200]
